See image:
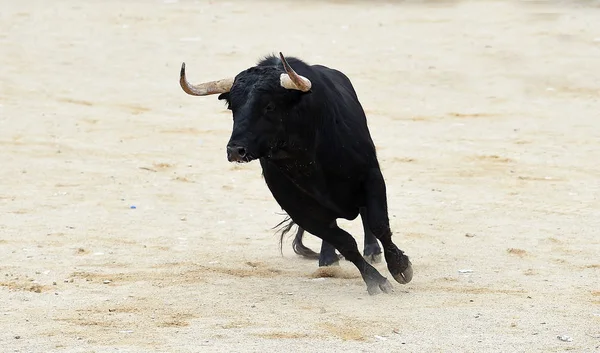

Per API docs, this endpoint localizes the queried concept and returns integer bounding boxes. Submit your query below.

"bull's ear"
[218,92,230,101]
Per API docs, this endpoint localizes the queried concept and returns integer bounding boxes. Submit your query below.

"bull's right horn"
[180,62,234,96]
[279,53,312,92]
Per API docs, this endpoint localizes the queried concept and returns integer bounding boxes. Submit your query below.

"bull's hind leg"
[360,207,382,264]
[364,168,413,284]
[292,228,341,266]
[318,241,341,267]
[293,210,380,265]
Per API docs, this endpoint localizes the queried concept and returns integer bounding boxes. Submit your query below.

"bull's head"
[180,52,312,163]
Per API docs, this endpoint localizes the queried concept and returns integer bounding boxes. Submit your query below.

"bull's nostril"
[237,147,246,158]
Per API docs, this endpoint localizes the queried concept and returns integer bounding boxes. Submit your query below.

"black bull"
[179,53,413,294]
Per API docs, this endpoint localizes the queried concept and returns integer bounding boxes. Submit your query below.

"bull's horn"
[279,52,312,92]
[179,62,234,96]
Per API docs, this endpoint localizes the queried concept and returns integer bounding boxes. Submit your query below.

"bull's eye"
[264,102,275,113]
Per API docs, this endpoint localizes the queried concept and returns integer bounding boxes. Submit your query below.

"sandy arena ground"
[1,0,599,352]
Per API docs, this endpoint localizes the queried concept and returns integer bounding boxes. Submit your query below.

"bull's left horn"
[180,62,234,96]
[279,52,312,92]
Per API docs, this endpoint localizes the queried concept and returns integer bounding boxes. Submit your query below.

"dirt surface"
[1,0,599,352]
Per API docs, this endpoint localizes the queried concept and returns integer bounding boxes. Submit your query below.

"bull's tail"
[274,215,296,256]
[291,227,320,259]
[273,216,320,259]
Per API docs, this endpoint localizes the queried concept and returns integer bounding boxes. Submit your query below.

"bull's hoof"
[363,243,382,264]
[319,260,340,267]
[392,261,413,284]
[364,253,382,264]
[318,253,343,267]
[367,278,394,295]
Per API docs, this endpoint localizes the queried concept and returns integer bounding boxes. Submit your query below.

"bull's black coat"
[208,54,412,294]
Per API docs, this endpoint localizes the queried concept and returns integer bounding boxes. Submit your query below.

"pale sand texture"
[1,0,599,352]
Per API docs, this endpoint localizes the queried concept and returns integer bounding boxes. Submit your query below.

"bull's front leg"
[364,168,413,285]
[309,223,393,295]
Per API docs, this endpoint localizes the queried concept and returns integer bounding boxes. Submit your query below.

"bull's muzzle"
[226,144,248,163]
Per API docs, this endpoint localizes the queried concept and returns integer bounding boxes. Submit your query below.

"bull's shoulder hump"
[310,65,359,100]
[311,65,350,79]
